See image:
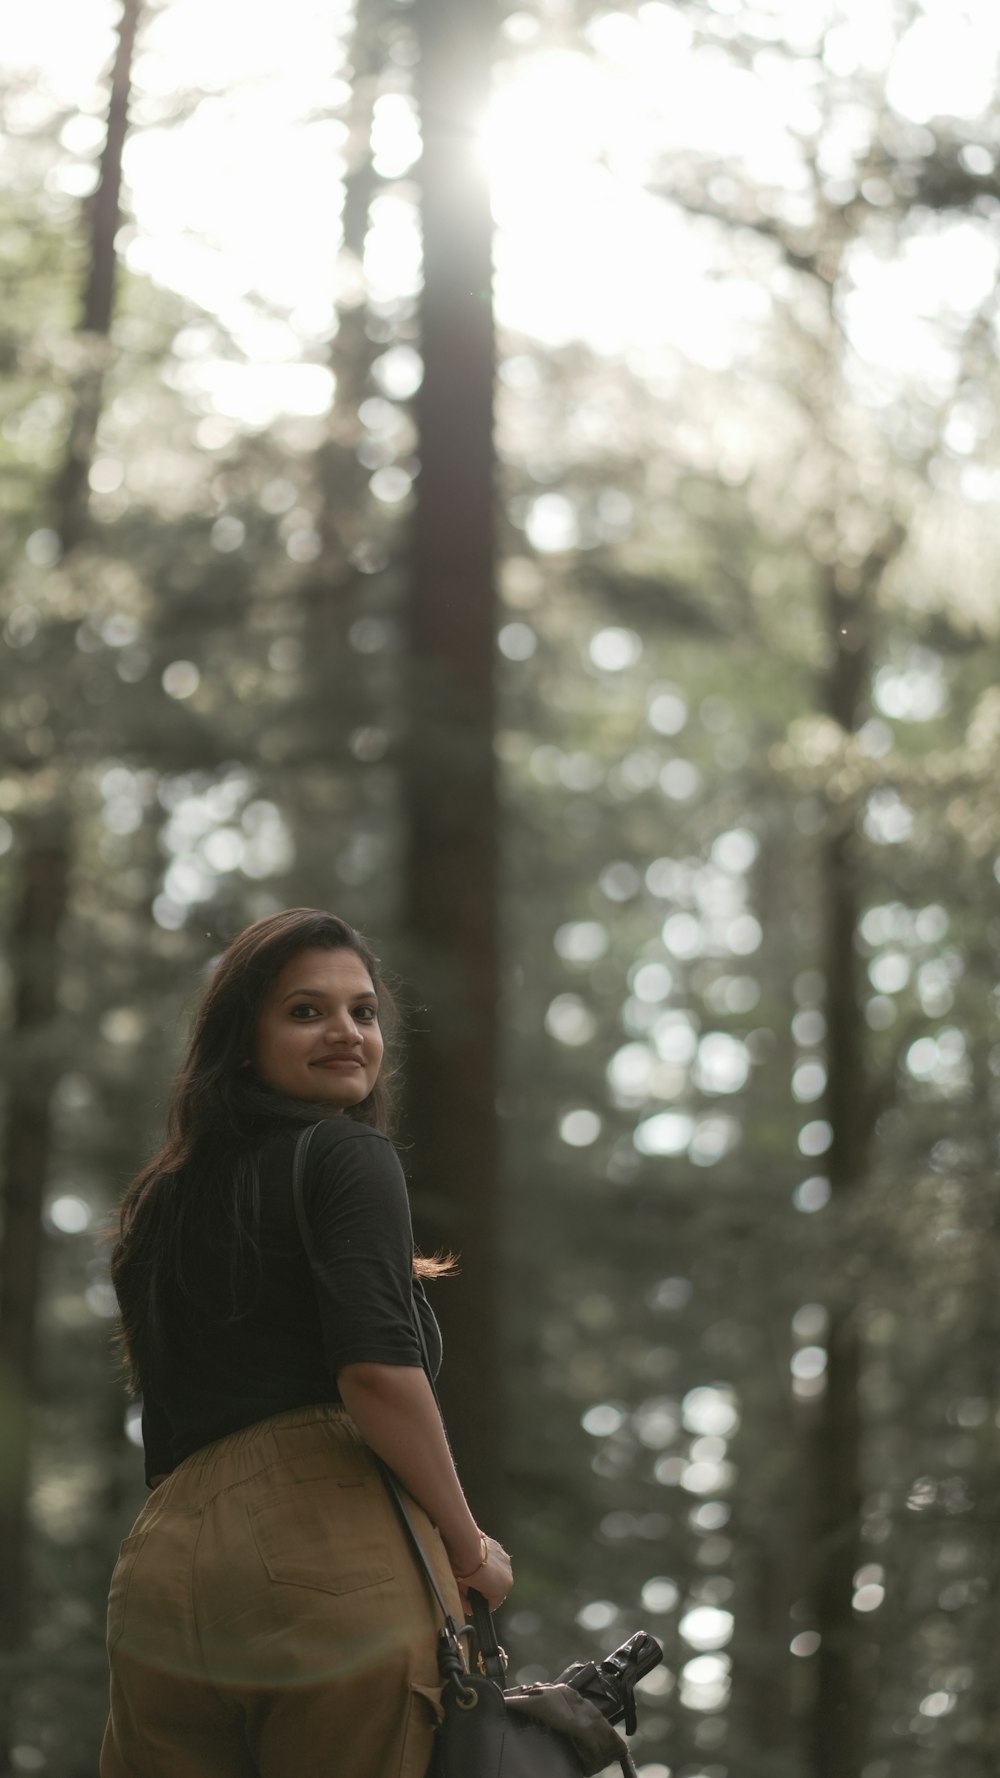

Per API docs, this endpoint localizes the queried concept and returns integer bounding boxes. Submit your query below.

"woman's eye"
[288,1003,377,1021]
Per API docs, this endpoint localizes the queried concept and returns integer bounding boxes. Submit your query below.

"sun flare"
[7,0,999,425]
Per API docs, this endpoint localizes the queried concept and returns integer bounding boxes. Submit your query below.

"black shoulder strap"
[290,1122,321,1217]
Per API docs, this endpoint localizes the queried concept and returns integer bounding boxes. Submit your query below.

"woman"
[101,907,512,1778]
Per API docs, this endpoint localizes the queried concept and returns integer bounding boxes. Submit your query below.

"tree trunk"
[966,1021,1000,1772]
[51,0,142,553]
[312,0,385,599]
[808,572,874,1778]
[402,0,502,1529]
[0,5,141,1765]
[281,0,387,851]
[0,825,71,1771]
[727,825,802,1778]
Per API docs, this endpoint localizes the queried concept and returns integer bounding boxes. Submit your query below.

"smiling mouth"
[312,1058,363,1068]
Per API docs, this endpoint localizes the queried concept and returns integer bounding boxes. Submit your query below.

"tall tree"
[403,0,502,1525]
[810,553,886,1778]
[0,3,142,1765]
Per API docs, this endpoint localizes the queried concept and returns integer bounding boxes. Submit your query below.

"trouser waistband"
[153,1403,363,1509]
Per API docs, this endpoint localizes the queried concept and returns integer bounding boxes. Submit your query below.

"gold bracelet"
[454,1533,489,1580]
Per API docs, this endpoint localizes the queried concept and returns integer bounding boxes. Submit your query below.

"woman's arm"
[338,1360,481,1568]
[338,1359,511,1609]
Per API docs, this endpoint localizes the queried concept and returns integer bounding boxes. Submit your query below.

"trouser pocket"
[247,1474,395,1596]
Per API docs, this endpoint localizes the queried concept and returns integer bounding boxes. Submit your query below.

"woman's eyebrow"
[280,986,378,1003]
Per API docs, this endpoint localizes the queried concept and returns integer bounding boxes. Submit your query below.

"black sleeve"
[141,1391,173,1487]
[303,1121,424,1378]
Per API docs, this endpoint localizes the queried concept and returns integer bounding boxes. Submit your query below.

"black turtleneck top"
[139,1117,442,1486]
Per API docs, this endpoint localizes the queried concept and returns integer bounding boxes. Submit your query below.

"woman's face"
[252,946,384,1109]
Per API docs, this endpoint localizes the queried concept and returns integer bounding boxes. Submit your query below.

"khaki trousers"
[100,1404,464,1778]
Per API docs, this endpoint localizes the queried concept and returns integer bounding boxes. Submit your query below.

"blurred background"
[1,0,999,1773]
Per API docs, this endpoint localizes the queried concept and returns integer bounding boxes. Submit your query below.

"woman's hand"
[451,1534,512,1614]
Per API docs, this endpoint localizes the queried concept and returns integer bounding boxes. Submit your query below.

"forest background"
[0,0,998,1775]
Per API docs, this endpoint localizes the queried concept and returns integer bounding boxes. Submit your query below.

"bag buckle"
[476,1644,507,1676]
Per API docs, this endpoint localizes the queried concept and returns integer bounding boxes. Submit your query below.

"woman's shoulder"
[263,1115,396,1180]
[308,1116,391,1153]
[296,1119,408,1221]
[256,1120,401,1229]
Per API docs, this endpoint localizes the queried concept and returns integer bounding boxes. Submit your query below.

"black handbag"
[376,1465,641,1778]
[291,1124,651,1777]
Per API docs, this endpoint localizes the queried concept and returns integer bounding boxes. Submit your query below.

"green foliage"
[2,4,1000,1775]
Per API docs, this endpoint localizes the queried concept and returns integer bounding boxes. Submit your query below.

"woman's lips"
[312,1057,363,1068]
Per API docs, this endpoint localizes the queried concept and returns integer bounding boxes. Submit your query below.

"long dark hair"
[110,908,449,1399]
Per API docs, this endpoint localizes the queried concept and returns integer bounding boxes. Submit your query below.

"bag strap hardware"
[476,1645,507,1677]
